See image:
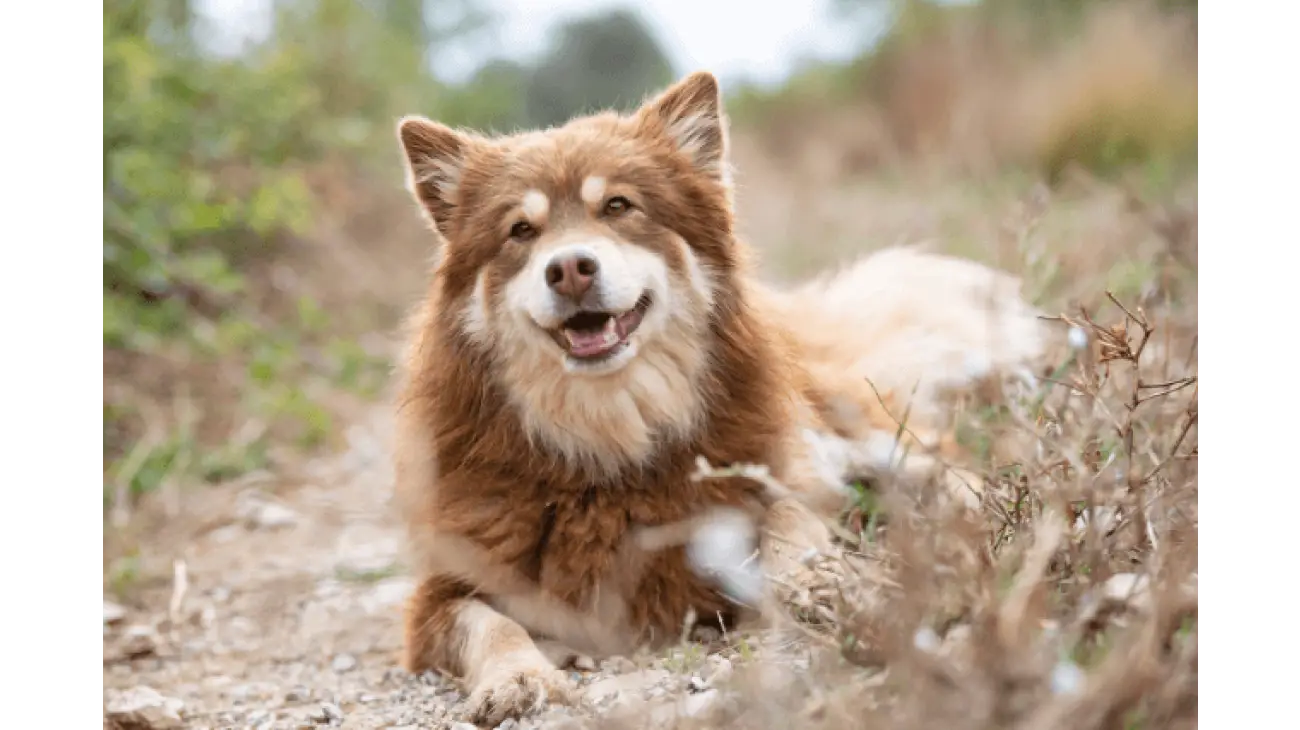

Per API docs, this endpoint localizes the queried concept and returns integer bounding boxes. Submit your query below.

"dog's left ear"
[637,71,731,188]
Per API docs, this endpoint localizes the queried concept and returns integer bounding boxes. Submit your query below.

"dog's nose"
[545,251,600,301]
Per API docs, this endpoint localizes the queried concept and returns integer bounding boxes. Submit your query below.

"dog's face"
[397,72,742,468]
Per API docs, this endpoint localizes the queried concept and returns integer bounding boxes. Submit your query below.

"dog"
[391,70,1048,725]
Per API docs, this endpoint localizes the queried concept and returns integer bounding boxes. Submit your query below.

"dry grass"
[582,102,1198,725]
[585,283,1196,730]
[741,0,1196,182]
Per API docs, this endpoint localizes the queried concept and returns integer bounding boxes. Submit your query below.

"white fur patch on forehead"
[522,189,550,220]
[580,176,607,206]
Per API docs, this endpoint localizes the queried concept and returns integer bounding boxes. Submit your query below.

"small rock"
[682,689,720,717]
[105,686,184,729]
[120,624,161,658]
[104,599,128,625]
[228,682,279,704]
[450,723,477,730]
[361,577,415,614]
[312,702,343,725]
[236,493,300,530]
[497,719,519,730]
[331,653,358,673]
[687,676,707,693]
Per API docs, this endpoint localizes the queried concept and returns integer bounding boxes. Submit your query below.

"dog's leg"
[404,575,578,726]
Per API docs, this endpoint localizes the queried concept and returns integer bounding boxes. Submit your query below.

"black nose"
[545,252,600,301]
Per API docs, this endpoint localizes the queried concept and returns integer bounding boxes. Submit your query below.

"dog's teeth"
[602,318,619,345]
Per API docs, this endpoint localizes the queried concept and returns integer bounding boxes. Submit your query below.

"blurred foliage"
[523,10,675,127]
[103,0,679,511]
[104,0,445,502]
[104,0,1195,515]
[738,0,1196,180]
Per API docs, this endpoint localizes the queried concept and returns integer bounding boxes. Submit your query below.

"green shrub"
[102,0,432,506]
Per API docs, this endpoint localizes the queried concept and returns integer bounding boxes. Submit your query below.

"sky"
[195,0,887,88]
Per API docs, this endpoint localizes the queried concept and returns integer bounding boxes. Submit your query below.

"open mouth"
[551,293,653,360]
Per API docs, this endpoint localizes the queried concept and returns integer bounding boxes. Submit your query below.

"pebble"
[312,702,344,725]
[682,689,720,717]
[120,624,161,658]
[105,686,185,729]
[104,599,128,625]
[237,493,301,530]
[331,653,359,673]
[285,685,312,703]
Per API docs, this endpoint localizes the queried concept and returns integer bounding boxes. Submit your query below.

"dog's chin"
[561,339,640,376]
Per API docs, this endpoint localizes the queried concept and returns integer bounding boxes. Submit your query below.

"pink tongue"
[566,329,619,357]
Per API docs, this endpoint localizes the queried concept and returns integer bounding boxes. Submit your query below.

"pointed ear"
[396,115,471,238]
[637,71,732,186]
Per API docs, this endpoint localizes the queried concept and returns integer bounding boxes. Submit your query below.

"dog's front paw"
[462,665,579,726]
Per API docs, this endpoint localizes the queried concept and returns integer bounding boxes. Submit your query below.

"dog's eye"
[509,221,537,242]
[603,196,633,216]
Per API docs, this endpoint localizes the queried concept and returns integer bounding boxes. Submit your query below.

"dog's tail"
[770,245,1051,424]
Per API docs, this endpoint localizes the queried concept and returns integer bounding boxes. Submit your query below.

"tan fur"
[391,71,1047,724]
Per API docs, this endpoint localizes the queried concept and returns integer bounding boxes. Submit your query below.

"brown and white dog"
[391,71,1047,724]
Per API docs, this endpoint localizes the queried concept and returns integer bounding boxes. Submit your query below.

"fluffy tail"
[770,246,1051,428]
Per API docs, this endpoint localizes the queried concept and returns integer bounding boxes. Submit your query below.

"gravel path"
[103,408,745,730]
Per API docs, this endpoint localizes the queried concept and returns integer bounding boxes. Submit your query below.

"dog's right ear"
[397,116,471,239]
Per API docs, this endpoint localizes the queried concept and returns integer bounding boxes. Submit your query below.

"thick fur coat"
[391,71,1048,725]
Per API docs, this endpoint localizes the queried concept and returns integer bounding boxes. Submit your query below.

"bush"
[102,0,433,505]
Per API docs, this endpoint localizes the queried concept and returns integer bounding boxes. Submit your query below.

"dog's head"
[396,71,738,379]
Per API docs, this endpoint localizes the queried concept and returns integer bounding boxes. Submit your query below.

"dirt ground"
[103,400,766,729]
